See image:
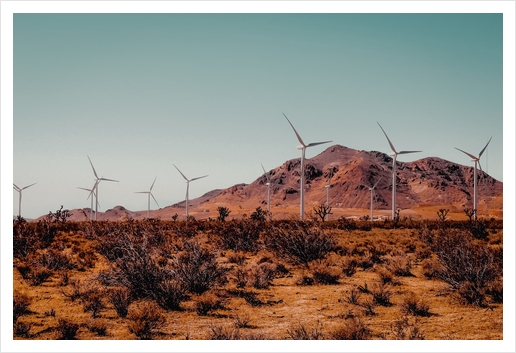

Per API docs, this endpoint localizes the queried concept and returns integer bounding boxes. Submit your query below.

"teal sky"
[11,13,505,219]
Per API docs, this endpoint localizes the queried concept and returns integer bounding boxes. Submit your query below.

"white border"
[2,1,514,352]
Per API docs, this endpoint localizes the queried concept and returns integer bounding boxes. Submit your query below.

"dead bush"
[152,279,187,311]
[370,282,393,306]
[309,261,341,285]
[55,319,79,340]
[328,317,372,340]
[213,220,262,253]
[387,254,414,277]
[128,302,166,340]
[195,292,226,316]
[248,263,277,289]
[87,320,108,336]
[263,223,336,266]
[376,266,398,285]
[287,321,325,340]
[344,288,361,305]
[13,292,31,322]
[295,273,315,286]
[172,240,230,295]
[225,250,247,265]
[233,314,252,328]
[207,324,241,340]
[14,320,32,338]
[400,292,431,317]
[341,256,358,277]
[108,287,133,318]
[389,315,425,340]
[232,266,249,288]
[82,292,105,318]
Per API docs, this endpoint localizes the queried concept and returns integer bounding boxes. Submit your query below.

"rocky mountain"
[36,145,503,221]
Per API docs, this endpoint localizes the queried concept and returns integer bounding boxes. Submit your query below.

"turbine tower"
[13,182,36,218]
[283,113,332,220]
[173,164,207,219]
[323,170,333,221]
[135,176,159,219]
[77,183,99,220]
[377,122,421,219]
[368,177,382,221]
[87,156,119,221]
[455,137,492,220]
[261,164,272,214]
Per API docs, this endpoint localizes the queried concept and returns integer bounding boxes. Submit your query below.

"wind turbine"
[135,176,159,219]
[87,156,119,221]
[261,164,273,214]
[173,164,208,218]
[322,170,334,221]
[368,177,382,221]
[377,122,421,219]
[77,182,100,220]
[283,113,332,220]
[455,137,492,220]
[13,182,36,218]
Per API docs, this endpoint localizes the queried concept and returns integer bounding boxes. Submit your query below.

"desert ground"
[13,211,503,341]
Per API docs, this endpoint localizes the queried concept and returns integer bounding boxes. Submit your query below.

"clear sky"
[8,11,507,219]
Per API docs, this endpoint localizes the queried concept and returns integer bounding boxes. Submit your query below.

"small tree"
[217,207,231,222]
[436,208,449,223]
[463,208,475,222]
[250,207,267,221]
[313,204,332,222]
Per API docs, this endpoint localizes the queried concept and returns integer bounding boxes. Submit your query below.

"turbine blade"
[398,150,422,155]
[261,164,271,183]
[135,191,148,194]
[477,160,483,172]
[283,113,307,147]
[377,122,397,154]
[478,136,492,158]
[151,193,159,208]
[173,164,189,181]
[21,183,37,190]
[13,184,20,191]
[307,141,332,148]
[455,147,478,161]
[100,177,119,182]
[191,175,208,182]
[150,176,157,191]
[373,177,382,188]
[87,156,99,179]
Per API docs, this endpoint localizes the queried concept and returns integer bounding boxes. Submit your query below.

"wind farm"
[8,10,509,347]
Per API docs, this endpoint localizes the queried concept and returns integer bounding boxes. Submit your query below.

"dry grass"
[11,219,503,341]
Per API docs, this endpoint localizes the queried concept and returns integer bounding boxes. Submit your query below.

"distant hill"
[34,145,503,221]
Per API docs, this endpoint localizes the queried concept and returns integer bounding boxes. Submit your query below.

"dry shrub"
[61,279,92,302]
[82,292,105,318]
[87,320,107,336]
[358,297,377,316]
[172,240,230,295]
[420,257,443,279]
[387,254,414,277]
[370,282,393,307]
[128,302,166,340]
[286,321,325,340]
[341,255,358,277]
[400,292,431,317]
[248,262,277,289]
[232,266,248,288]
[295,273,314,286]
[309,261,341,285]
[20,264,53,286]
[195,291,226,316]
[232,314,252,328]
[328,317,372,340]
[263,223,336,266]
[213,220,262,253]
[55,319,79,340]
[389,315,425,340]
[225,250,247,265]
[13,292,31,323]
[344,288,361,305]
[153,279,187,311]
[207,324,241,340]
[36,248,75,271]
[14,320,32,338]
[376,266,398,285]
[108,287,133,318]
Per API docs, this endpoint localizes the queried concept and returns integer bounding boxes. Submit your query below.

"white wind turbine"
[283,113,332,220]
[377,122,421,220]
[87,156,119,221]
[135,176,159,219]
[455,137,492,220]
[13,182,36,218]
[173,164,208,219]
[77,182,100,220]
[368,177,382,221]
